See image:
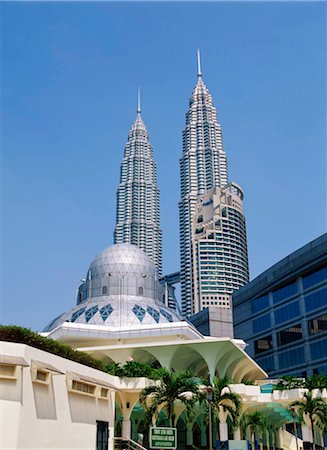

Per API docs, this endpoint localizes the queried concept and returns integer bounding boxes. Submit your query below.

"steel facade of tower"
[114,94,162,274]
[179,51,248,317]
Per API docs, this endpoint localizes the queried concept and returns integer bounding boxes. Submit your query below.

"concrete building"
[188,306,234,338]
[179,51,249,317]
[192,183,249,315]
[114,90,162,274]
[1,243,326,450]
[4,340,324,450]
[233,233,327,377]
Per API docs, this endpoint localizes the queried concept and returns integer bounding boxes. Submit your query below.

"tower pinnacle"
[137,86,141,114]
[114,94,162,274]
[197,48,202,77]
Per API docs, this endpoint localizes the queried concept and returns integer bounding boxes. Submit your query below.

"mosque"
[1,242,318,450]
[42,243,266,383]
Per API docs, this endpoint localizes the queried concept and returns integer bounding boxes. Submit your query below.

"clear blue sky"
[1,1,326,331]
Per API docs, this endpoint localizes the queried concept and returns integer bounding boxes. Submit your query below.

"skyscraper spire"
[179,51,230,317]
[137,86,141,114]
[197,48,202,77]
[114,93,162,274]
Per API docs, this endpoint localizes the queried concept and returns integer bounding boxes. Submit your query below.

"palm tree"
[290,391,327,450]
[240,411,267,450]
[304,374,327,392]
[204,377,242,442]
[139,368,202,427]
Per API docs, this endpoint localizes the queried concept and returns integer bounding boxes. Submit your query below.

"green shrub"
[0,325,163,380]
[0,325,105,371]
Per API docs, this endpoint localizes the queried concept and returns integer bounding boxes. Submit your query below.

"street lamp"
[206,386,213,450]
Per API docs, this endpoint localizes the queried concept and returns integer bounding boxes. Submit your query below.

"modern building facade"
[179,51,248,317]
[114,92,162,274]
[233,233,327,377]
[2,242,326,450]
[192,183,249,314]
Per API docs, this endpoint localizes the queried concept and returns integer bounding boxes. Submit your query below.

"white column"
[301,425,312,443]
[109,390,116,450]
[278,428,284,450]
[219,422,228,441]
[234,427,241,440]
[122,420,131,439]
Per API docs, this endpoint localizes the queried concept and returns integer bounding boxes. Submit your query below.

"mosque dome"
[43,243,182,332]
[89,243,157,281]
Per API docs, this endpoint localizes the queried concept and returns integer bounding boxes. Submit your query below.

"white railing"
[113,437,148,450]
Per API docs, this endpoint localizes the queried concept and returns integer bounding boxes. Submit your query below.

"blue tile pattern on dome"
[43,313,66,332]
[147,306,160,323]
[160,308,173,322]
[100,304,113,321]
[71,307,86,322]
[132,304,146,322]
[85,306,98,323]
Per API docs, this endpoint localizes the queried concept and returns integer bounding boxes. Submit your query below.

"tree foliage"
[139,368,203,426]
[273,374,327,392]
[240,411,268,443]
[290,391,327,445]
[209,377,242,428]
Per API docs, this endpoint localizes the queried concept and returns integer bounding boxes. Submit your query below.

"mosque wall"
[0,342,149,450]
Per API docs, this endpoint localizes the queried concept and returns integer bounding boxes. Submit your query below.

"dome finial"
[197,48,202,77]
[137,86,141,114]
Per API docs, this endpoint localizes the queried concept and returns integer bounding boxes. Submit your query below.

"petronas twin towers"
[114,90,162,274]
[114,51,249,317]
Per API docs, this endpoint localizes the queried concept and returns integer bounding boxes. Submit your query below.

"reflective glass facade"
[233,234,327,377]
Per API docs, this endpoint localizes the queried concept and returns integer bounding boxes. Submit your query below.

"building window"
[256,355,275,372]
[310,338,327,361]
[305,287,327,313]
[303,266,327,290]
[254,335,273,354]
[272,282,298,304]
[277,324,303,346]
[274,301,300,325]
[253,313,271,334]
[71,307,86,322]
[308,314,327,335]
[138,287,144,296]
[279,347,304,369]
[99,304,113,321]
[102,286,108,295]
[251,295,269,314]
[85,306,98,323]
[132,304,146,322]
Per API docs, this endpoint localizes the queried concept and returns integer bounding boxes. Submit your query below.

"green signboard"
[149,427,177,449]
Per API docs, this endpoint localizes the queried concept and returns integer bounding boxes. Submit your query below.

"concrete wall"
[0,342,131,450]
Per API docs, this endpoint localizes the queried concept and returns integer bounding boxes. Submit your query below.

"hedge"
[0,325,162,379]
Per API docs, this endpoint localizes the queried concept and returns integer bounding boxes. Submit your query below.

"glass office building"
[233,234,327,377]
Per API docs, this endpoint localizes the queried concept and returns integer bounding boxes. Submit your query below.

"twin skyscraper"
[114,50,249,318]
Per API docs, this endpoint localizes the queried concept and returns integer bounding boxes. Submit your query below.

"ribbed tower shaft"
[179,51,229,317]
[114,95,162,274]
